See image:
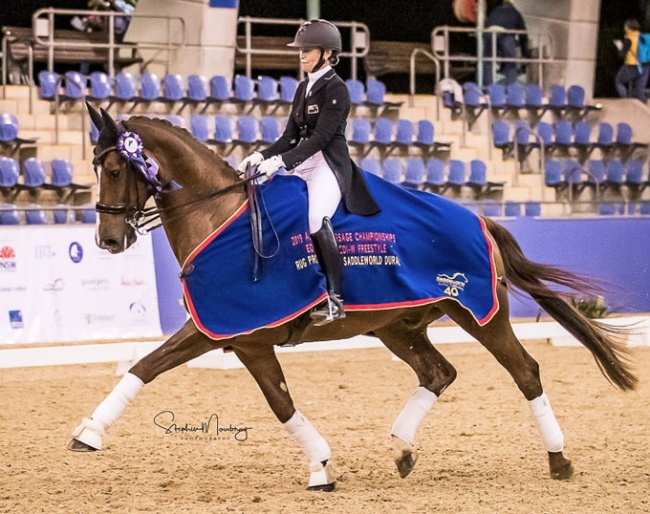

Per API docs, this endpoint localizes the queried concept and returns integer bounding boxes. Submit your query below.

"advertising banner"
[0,226,162,344]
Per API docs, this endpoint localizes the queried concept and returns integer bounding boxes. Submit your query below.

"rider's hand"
[237,152,264,176]
[258,155,285,176]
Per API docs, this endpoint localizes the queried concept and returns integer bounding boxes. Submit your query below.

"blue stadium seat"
[0,156,20,200]
[0,113,37,154]
[165,114,186,127]
[213,115,234,145]
[369,117,393,154]
[365,79,403,111]
[86,71,112,103]
[278,76,299,106]
[348,117,372,154]
[0,203,20,225]
[524,83,546,117]
[544,159,569,192]
[481,200,501,217]
[345,79,366,106]
[447,159,466,191]
[488,83,507,116]
[573,121,594,159]
[163,73,186,102]
[424,157,446,193]
[205,75,233,110]
[107,71,138,110]
[524,201,542,216]
[183,74,209,111]
[232,115,258,150]
[258,116,282,146]
[594,122,615,155]
[468,159,505,198]
[382,158,403,185]
[233,74,256,104]
[54,204,76,224]
[463,81,488,129]
[614,122,649,160]
[190,114,211,143]
[360,157,382,176]
[22,157,48,198]
[505,82,526,111]
[25,204,48,225]
[504,201,522,217]
[391,119,414,154]
[80,204,97,224]
[552,121,573,154]
[51,158,92,202]
[38,70,62,100]
[566,84,601,118]
[548,84,567,114]
[624,159,647,193]
[62,71,87,104]
[492,119,513,158]
[412,119,452,155]
[605,159,625,188]
[403,157,426,189]
[254,76,280,111]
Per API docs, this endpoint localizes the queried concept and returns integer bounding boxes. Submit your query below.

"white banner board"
[0,226,162,344]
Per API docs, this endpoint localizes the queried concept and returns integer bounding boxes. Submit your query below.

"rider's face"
[299,48,332,73]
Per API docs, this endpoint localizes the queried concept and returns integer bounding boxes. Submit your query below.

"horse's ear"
[100,107,120,138]
[86,102,104,132]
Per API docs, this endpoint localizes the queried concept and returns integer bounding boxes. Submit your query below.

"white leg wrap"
[283,410,331,465]
[528,392,564,453]
[90,373,144,431]
[391,387,438,445]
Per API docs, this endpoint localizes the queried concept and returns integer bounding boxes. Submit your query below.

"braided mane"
[125,115,233,170]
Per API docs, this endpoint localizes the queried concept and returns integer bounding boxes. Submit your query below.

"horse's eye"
[109,169,120,178]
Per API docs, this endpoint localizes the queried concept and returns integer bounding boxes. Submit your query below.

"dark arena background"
[0,1,649,512]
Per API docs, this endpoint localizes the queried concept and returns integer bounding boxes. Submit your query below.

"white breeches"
[291,151,342,233]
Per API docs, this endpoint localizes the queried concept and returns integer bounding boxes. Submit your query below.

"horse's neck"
[130,118,246,264]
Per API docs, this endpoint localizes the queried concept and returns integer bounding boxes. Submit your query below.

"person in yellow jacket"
[614,19,650,102]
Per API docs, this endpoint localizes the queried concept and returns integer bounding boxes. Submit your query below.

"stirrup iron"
[310,295,345,326]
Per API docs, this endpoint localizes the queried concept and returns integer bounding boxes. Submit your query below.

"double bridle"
[93,145,262,235]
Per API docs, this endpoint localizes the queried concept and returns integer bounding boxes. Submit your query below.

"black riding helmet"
[288,19,342,70]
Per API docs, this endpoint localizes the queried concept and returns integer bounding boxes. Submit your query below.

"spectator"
[482,0,529,86]
[614,19,650,103]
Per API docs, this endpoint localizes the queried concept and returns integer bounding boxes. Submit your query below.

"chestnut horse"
[68,106,636,491]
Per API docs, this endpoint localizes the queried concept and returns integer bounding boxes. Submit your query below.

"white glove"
[237,151,263,175]
[257,155,285,176]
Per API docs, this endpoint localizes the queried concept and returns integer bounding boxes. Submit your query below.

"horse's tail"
[482,216,638,391]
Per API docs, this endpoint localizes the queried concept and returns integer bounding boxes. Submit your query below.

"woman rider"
[238,19,380,326]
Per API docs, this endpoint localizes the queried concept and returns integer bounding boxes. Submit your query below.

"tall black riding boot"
[310,217,346,326]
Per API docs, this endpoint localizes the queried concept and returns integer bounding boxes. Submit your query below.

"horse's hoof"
[68,418,103,451]
[391,435,418,478]
[549,452,574,480]
[307,460,336,492]
[67,438,98,452]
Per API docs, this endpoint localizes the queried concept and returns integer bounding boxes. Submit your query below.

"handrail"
[408,48,441,120]
[431,25,558,89]
[236,16,370,80]
[513,125,545,187]
[32,8,186,77]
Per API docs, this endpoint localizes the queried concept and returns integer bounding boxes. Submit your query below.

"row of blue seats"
[442,81,601,129]
[0,156,91,202]
[360,156,505,198]
[348,117,451,157]
[39,70,401,116]
[492,119,647,162]
[544,158,650,193]
[0,203,96,225]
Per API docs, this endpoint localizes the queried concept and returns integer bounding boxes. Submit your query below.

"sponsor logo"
[81,278,110,289]
[43,278,65,292]
[69,242,83,263]
[436,272,468,297]
[129,300,147,320]
[9,309,23,329]
[307,104,319,114]
[85,313,115,325]
[34,245,56,259]
[0,245,17,272]
[121,277,146,287]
